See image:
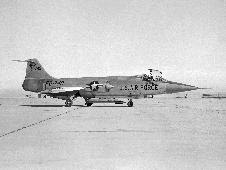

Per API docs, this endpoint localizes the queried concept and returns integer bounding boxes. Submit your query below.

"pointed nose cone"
[166,81,199,94]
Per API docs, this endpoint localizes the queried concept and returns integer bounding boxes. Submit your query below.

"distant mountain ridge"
[0,89,27,98]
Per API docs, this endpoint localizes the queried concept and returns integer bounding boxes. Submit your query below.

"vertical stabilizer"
[25,58,53,79]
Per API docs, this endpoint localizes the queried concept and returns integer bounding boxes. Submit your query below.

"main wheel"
[65,99,73,107]
[86,103,93,107]
[127,100,133,107]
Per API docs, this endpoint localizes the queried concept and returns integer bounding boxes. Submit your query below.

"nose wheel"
[127,99,133,107]
[65,99,73,107]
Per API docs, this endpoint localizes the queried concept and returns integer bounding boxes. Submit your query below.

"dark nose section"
[166,82,199,94]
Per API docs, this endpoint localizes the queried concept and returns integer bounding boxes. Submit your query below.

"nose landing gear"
[127,99,133,107]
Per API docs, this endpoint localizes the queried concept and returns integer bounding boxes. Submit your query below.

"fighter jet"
[13,59,200,107]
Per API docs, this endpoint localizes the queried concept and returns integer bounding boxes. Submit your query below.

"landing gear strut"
[85,102,93,107]
[65,99,73,107]
[127,99,133,107]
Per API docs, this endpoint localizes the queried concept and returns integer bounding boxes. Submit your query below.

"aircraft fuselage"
[22,75,196,99]
[17,58,199,107]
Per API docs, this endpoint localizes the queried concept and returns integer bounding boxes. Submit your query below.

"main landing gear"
[85,102,93,107]
[65,99,73,107]
[127,99,133,107]
[65,98,133,107]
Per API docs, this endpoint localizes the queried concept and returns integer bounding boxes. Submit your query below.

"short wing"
[41,87,84,93]
[40,87,84,98]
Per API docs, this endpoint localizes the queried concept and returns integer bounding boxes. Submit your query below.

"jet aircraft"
[14,59,200,107]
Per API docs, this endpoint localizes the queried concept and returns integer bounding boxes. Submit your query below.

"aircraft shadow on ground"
[20,104,128,108]
[20,104,85,107]
[91,105,128,107]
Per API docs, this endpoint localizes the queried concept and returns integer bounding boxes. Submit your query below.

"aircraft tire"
[65,99,73,107]
[127,100,133,107]
[86,103,93,107]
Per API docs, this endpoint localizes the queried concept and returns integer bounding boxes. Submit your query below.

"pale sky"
[0,0,225,90]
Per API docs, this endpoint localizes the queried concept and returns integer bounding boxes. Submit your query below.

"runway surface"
[0,97,225,170]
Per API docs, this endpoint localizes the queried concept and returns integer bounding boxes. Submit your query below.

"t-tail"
[13,59,54,92]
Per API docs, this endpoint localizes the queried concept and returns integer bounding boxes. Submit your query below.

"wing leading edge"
[41,87,84,94]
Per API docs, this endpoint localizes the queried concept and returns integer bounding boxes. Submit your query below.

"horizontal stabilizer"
[12,60,27,62]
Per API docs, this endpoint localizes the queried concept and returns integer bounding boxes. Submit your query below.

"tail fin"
[13,58,53,79]
[25,58,53,79]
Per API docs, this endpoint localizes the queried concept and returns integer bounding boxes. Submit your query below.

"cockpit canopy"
[137,69,167,82]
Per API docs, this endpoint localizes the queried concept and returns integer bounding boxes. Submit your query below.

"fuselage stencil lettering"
[120,83,158,91]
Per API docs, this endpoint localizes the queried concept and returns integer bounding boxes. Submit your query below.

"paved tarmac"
[0,97,225,170]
